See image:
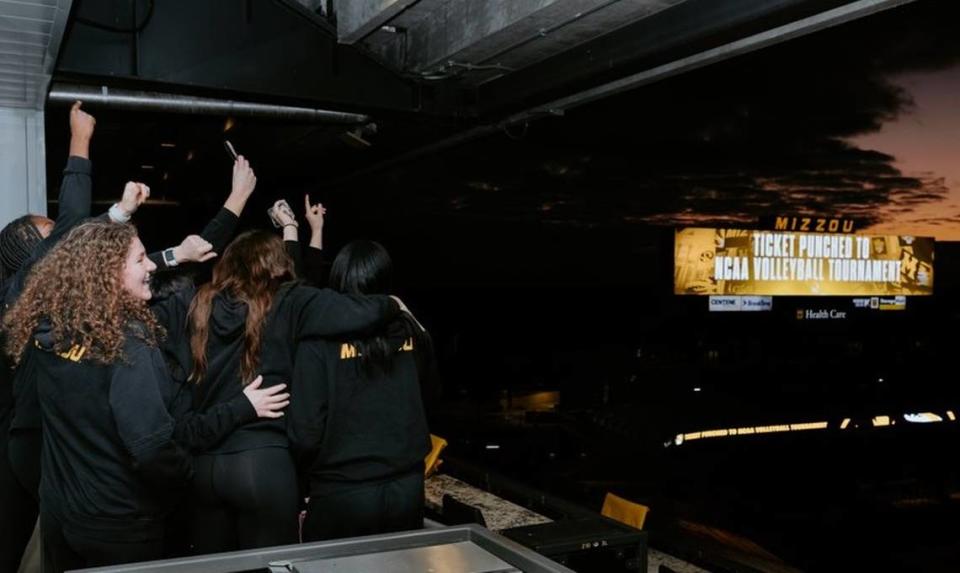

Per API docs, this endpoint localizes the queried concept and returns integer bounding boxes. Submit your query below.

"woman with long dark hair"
[288,240,434,541]
[184,230,398,553]
[3,222,193,572]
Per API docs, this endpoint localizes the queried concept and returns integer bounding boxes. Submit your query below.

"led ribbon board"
[675,228,934,296]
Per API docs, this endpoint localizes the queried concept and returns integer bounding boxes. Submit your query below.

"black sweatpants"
[302,467,425,542]
[190,447,299,554]
[40,512,163,573]
[0,432,38,572]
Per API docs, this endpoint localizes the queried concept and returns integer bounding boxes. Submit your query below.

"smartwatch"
[162,247,178,267]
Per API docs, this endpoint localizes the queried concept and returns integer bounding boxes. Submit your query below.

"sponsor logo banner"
[708,296,773,312]
[709,296,742,311]
[851,296,907,311]
[741,296,773,312]
[796,309,848,320]
[879,295,907,311]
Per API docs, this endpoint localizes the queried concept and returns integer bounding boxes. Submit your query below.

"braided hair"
[0,216,43,283]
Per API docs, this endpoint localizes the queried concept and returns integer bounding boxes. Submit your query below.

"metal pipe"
[48,83,371,124]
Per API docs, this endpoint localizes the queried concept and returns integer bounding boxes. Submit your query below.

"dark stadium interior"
[19,0,960,571]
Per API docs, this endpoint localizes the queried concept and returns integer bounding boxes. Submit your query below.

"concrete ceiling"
[47,0,920,190]
[333,0,689,84]
[0,0,73,109]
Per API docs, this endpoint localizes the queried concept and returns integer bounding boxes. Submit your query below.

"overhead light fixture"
[141,164,155,170]
[160,142,176,148]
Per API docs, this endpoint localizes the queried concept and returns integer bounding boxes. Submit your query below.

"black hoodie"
[7,207,257,454]
[148,207,261,452]
[3,156,93,436]
[287,316,434,488]
[154,282,399,455]
[32,322,191,541]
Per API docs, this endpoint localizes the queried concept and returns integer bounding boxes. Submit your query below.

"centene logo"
[709,296,742,311]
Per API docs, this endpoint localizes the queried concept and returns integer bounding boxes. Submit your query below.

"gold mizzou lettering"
[774,216,855,233]
[339,339,416,360]
[57,344,86,362]
[340,344,358,360]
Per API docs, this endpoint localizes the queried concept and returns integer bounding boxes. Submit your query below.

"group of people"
[0,103,435,572]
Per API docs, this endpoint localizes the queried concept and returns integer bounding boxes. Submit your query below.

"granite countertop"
[425,474,711,573]
[425,473,553,531]
[648,549,712,573]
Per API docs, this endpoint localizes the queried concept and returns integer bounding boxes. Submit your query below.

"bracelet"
[282,223,298,229]
[108,203,131,223]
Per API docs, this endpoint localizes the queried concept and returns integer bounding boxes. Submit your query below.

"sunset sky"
[852,66,960,241]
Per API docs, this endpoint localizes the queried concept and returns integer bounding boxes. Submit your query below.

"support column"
[0,108,47,225]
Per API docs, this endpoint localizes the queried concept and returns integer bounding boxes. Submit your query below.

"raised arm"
[103,181,150,225]
[149,156,257,269]
[205,155,257,252]
[49,102,96,242]
[304,194,325,251]
[303,194,329,286]
[224,155,257,218]
[270,199,303,276]
[67,101,93,160]
[6,104,96,302]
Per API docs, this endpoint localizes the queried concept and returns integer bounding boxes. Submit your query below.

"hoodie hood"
[33,318,54,350]
[210,292,249,339]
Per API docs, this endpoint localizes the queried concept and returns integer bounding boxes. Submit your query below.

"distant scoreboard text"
[674,228,933,296]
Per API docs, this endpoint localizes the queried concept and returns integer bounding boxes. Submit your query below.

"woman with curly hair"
[3,221,190,572]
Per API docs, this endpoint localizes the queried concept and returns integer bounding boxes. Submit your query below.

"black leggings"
[0,432,38,572]
[302,467,425,542]
[191,447,299,554]
[40,512,162,573]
